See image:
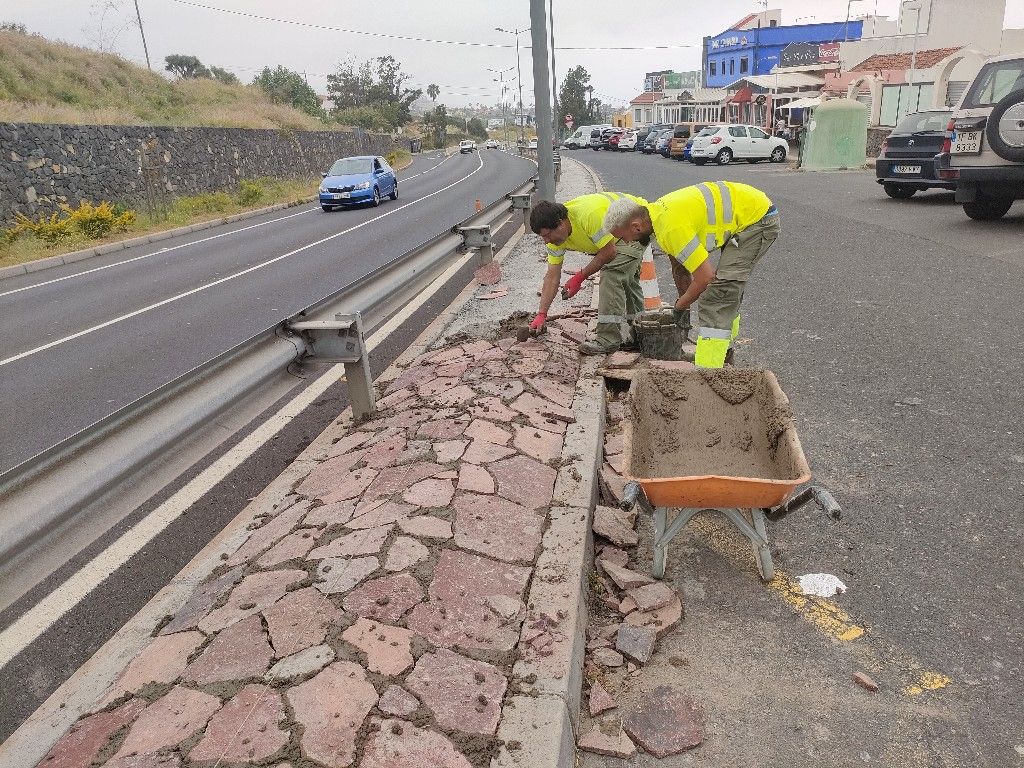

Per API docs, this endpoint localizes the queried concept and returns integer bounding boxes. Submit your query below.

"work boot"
[724,347,736,366]
[579,339,619,356]
[680,341,696,362]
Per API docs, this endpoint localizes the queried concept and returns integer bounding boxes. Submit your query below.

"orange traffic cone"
[475,199,483,212]
[640,245,663,309]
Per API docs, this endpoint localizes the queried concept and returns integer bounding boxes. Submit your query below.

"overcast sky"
[6,0,1024,109]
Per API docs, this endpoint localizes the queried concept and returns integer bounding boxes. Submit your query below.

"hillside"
[0,30,325,130]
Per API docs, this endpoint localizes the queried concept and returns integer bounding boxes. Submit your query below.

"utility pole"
[530,0,555,201]
[133,0,152,71]
[495,27,529,146]
[549,0,558,140]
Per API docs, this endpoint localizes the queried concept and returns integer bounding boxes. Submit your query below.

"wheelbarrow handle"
[764,485,842,522]
[620,481,653,515]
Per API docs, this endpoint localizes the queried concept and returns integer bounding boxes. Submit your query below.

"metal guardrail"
[0,179,535,564]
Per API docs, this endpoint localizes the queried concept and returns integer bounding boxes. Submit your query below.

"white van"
[564,125,595,149]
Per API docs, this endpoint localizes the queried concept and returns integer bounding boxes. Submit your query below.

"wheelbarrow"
[619,368,840,581]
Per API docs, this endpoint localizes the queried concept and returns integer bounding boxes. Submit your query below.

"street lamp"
[903,1,924,88]
[844,0,865,41]
[496,26,529,145]
[487,65,515,149]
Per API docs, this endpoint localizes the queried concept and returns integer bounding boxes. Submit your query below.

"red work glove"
[529,312,547,335]
[561,271,586,299]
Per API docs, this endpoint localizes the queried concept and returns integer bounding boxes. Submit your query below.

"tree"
[253,65,325,119]
[0,22,28,34]
[467,118,488,141]
[209,66,239,85]
[558,65,598,128]
[164,54,210,80]
[427,84,440,104]
[327,56,422,129]
[422,104,448,147]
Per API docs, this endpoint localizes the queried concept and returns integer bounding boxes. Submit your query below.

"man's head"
[604,198,653,246]
[529,200,572,245]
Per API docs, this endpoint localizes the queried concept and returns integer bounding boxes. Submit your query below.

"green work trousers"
[595,240,645,349]
[695,212,781,368]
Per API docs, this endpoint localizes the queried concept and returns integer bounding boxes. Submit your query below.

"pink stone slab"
[457,464,495,494]
[346,500,415,530]
[287,662,378,767]
[342,572,424,623]
[257,530,316,568]
[183,615,273,685]
[308,525,392,560]
[102,631,203,704]
[297,466,378,505]
[461,441,517,466]
[262,587,341,658]
[377,685,419,717]
[406,550,530,652]
[433,439,469,463]
[397,515,453,540]
[511,424,564,463]
[361,720,474,768]
[464,419,512,446]
[403,478,455,508]
[198,569,306,633]
[226,500,308,566]
[416,418,469,440]
[189,684,288,763]
[489,454,556,511]
[113,687,221,759]
[405,648,507,736]
[341,617,414,676]
[453,493,545,564]
[363,463,447,501]
[39,698,146,768]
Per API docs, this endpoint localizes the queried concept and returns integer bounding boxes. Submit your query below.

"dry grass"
[0,177,319,269]
[0,30,327,130]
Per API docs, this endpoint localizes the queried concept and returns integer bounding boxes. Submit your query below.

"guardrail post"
[458,224,494,266]
[287,312,376,420]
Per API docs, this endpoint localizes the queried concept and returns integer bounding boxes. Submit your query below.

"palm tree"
[427,84,440,105]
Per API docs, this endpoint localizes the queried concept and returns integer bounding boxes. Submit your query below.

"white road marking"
[0,209,527,671]
[0,153,486,368]
[0,151,455,301]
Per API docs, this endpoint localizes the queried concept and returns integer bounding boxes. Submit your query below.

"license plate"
[339,192,350,199]
[893,165,922,174]
[951,130,982,154]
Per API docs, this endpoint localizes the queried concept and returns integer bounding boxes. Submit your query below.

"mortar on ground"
[631,309,684,361]
[623,368,811,509]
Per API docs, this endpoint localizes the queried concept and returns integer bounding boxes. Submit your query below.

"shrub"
[62,200,135,238]
[236,179,264,206]
[7,211,74,244]
[174,191,233,216]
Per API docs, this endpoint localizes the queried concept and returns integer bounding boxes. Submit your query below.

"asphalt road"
[574,149,1022,765]
[0,148,533,740]
[0,148,535,473]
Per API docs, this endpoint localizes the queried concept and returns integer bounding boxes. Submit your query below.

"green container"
[632,309,685,361]
[800,99,868,171]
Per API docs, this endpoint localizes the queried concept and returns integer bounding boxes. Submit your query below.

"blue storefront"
[703,20,863,89]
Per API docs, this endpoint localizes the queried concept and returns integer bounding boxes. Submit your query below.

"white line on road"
[0,211,527,672]
[0,153,485,368]
[0,150,455,301]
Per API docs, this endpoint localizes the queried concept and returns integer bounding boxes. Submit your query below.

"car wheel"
[372,187,381,207]
[390,182,398,201]
[320,204,334,212]
[883,183,916,199]
[962,194,1014,220]
[985,88,1024,162]
[770,147,787,163]
[717,148,733,165]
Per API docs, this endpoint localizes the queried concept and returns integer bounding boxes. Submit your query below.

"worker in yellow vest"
[603,181,780,368]
[528,192,649,355]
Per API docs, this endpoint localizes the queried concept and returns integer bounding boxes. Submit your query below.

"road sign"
[565,114,573,127]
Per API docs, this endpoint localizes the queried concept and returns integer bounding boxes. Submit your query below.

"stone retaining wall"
[0,123,409,226]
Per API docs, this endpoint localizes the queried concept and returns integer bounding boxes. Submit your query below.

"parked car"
[690,124,788,165]
[485,138,499,149]
[606,128,626,150]
[655,129,674,157]
[641,127,666,154]
[590,126,621,150]
[459,139,476,154]
[319,155,397,211]
[528,137,538,149]
[618,130,639,151]
[669,124,705,160]
[564,125,595,149]
[935,53,1024,220]
[874,109,955,198]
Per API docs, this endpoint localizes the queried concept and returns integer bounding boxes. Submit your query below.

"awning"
[781,96,822,110]
[729,86,753,104]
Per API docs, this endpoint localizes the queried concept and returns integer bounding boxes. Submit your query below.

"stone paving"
[36,319,594,768]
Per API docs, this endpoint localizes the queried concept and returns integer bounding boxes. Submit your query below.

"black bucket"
[631,309,685,360]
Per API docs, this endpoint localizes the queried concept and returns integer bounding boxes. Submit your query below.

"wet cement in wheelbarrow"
[627,368,802,481]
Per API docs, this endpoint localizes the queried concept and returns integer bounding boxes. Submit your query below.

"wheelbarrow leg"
[652,507,668,578]
[750,508,775,582]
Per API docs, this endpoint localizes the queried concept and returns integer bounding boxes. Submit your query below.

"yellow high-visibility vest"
[647,182,771,273]
[546,191,648,265]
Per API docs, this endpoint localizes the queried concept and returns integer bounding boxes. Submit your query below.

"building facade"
[703,19,864,88]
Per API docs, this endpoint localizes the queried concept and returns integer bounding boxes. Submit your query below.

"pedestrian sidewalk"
[5,157,609,768]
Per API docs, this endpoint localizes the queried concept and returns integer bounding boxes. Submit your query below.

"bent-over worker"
[603,181,780,368]
[529,192,648,355]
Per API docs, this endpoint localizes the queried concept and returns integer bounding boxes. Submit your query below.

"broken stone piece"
[577,726,636,758]
[625,594,684,637]
[626,582,676,612]
[378,685,420,717]
[616,624,657,664]
[601,562,655,591]
[853,672,880,692]
[589,681,617,716]
[591,648,625,668]
[623,686,704,758]
[605,351,640,369]
[593,506,638,548]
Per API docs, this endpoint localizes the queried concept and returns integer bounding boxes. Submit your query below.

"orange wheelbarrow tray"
[619,369,840,581]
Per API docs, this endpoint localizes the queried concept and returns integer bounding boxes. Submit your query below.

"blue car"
[319,155,398,211]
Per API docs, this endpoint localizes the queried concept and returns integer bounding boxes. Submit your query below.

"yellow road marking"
[767,572,865,642]
[904,671,952,696]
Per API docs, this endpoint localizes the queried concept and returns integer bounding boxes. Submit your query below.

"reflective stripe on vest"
[697,326,732,339]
